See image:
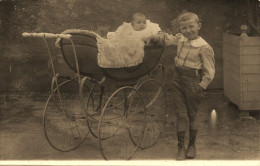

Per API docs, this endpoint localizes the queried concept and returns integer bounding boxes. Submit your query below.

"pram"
[23,31,167,160]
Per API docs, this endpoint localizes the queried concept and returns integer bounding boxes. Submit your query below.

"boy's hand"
[142,35,154,45]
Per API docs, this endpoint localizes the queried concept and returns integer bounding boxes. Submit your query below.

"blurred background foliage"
[0,0,258,92]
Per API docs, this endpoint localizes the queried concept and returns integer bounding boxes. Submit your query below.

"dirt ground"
[0,90,260,165]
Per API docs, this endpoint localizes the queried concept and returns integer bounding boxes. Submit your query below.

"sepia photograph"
[0,0,259,165]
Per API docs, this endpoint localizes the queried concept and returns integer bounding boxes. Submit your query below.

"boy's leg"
[172,78,188,160]
[186,113,199,159]
[186,129,198,158]
[176,130,186,160]
[186,95,201,131]
[184,76,202,159]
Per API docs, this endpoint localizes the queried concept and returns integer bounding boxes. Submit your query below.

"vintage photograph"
[0,0,259,165]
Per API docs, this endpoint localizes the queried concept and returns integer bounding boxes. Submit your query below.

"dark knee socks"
[176,131,186,160]
[189,129,198,144]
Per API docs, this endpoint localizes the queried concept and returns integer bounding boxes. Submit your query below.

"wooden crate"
[223,32,260,111]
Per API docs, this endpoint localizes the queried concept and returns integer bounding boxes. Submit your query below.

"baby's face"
[179,18,201,40]
[132,16,146,31]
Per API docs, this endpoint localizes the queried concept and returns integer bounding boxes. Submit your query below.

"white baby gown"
[97,20,161,68]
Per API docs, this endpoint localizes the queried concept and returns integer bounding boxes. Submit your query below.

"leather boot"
[176,131,186,160]
[186,129,197,159]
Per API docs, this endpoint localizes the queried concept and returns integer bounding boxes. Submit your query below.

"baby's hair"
[132,12,146,21]
[177,12,200,24]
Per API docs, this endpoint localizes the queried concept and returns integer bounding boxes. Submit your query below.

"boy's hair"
[177,12,200,24]
[132,13,146,21]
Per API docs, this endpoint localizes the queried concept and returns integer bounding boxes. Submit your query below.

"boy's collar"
[179,34,208,47]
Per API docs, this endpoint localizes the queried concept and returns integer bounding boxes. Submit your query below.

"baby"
[107,13,159,39]
[131,12,147,31]
[55,13,161,68]
[97,13,161,68]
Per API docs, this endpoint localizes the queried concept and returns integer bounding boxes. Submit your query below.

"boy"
[143,12,215,160]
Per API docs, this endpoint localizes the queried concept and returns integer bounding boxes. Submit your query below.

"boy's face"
[132,16,146,31]
[179,18,201,40]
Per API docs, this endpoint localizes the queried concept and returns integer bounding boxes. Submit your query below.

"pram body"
[22,31,167,160]
[60,32,164,85]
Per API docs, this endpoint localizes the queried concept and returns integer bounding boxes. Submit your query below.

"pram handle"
[22,32,71,39]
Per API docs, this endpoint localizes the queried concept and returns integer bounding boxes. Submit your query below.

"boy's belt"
[175,67,202,77]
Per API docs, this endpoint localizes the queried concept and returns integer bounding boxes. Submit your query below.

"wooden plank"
[223,42,241,50]
[224,90,240,106]
[224,54,240,67]
[223,44,240,60]
[223,33,241,46]
[242,46,260,55]
[242,73,260,82]
[224,58,240,73]
[223,44,241,56]
[224,67,240,82]
[224,58,240,90]
[242,82,260,91]
[224,74,240,91]
[242,54,260,64]
[224,87,241,108]
[242,65,260,74]
[224,58,240,68]
[223,33,243,108]
[242,37,260,46]
[224,71,240,81]
[243,92,260,101]
[224,68,241,87]
[240,101,260,110]
[224,74,241,107]
[224,57,240,68]
[224,83,240,95]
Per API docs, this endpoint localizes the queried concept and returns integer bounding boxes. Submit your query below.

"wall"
[0,0,252,92]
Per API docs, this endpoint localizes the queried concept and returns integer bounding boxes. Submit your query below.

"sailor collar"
[178,34,208,47]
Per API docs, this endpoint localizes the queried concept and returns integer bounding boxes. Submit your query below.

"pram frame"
[22,32,168,160]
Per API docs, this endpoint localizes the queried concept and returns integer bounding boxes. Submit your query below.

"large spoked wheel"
[80,78,105,138]
[98,86,146,160]
[43,76,89,152]
[133,78,167,149]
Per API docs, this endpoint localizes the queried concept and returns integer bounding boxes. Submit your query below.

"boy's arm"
[199,45,215,89]
[164,33,181,46]
[142,32,180,46]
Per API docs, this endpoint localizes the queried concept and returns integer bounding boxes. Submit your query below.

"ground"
[0,90,260,165]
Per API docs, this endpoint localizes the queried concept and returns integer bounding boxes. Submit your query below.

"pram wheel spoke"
[98,86,146,160]
[43,77,89,152]
[133,78,167,149]
[80,78,105,138]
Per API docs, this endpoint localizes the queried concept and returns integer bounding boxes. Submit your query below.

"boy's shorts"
[171,66,203,117]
